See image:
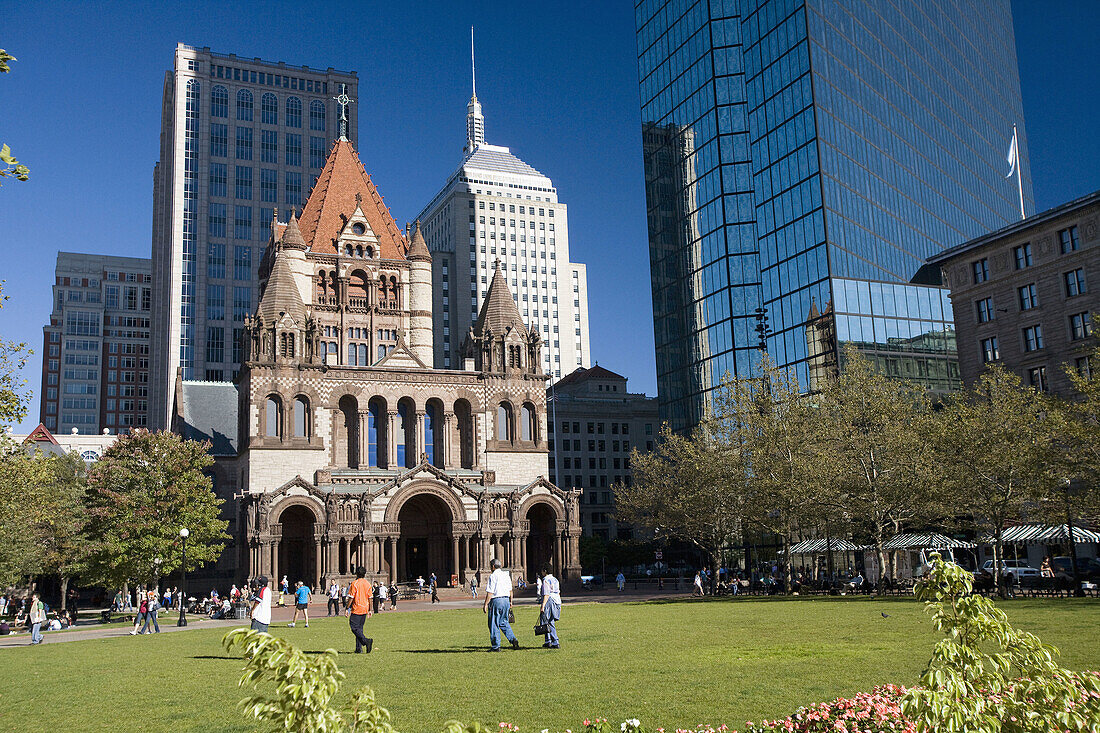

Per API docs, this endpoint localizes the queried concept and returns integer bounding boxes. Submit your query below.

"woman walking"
[139,591,161,634]
[130,592,148,635]
[539,564,561,649]
[389,581,399,610]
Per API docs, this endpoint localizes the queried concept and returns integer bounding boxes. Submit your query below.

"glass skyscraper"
[637,0,1033,431]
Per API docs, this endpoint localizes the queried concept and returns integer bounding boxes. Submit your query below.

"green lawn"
[3,596,1099,731]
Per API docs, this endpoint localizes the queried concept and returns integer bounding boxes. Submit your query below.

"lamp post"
[1063,478,1084,598]
[178,527,189,627]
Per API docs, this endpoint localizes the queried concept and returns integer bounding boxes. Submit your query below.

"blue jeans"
[31,622,43,644]
[140,609,160,633]
[541,597,561,645]
[487,597,515,649]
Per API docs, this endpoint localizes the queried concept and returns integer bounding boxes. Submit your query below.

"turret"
[406,220,434,365]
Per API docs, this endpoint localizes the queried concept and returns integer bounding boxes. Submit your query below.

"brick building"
[928,190,1098,395]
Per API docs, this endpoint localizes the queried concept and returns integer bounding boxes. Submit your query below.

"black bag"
[508,609,516,624]
[534,622,549,636]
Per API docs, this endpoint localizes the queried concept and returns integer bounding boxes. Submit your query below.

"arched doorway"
[527,503,558,579]
[397,493,453,583]
[279,505,317,588]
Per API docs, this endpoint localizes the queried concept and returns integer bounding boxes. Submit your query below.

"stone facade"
[178,135,581,589]
[929,191,1099,396]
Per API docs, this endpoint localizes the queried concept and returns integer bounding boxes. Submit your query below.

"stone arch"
[271,494,325,525]
[366,395,389,468]
[453,397,475,470]
[518,494,565,523]
[383,480,466,524]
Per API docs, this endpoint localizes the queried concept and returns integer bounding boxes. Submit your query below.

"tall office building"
[636,0,1033,431]
[150,43,358,428]
[417,83,591,380]
[40,252,152,435]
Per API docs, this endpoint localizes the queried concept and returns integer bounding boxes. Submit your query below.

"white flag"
[1005,129,1018,179]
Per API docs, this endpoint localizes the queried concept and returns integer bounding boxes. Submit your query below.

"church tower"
[406,221,434,365]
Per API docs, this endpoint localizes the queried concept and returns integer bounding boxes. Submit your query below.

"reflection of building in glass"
[637,0,1031,430]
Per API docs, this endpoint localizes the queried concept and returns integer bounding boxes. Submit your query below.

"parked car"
[976,560,1041,584]
[1051,556,1100,581]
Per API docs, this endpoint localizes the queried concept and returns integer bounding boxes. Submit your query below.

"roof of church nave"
[297,139,408,259]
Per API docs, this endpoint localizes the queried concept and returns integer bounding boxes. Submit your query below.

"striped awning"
[788,538,860,554]
[881,533,975,550]
[989,524,1100,545]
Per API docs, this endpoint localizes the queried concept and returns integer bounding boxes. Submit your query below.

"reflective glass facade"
[637,0,1032,430]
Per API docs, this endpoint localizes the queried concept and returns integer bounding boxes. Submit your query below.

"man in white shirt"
[327,580,341,616]
[482,559,519,651]
[249,576,272,632]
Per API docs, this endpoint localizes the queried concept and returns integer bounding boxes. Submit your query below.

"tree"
[615,416,748,593]
[819,346,943,588]
[1059,314,1100,523]
[0,49,30,184]
[936,367,1060,596]
[719,358,828,592]
[80,430,229,589]
[0,282,31,429]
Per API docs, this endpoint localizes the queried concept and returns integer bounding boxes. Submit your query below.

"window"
[259,168,277,202]
[293,396,310,438]
[234,205,252,240]
[1070,312,1092,341]
[265,396,281,437]
[233,286,251,321]
[208,203,227,237]
[206,284,225,320]
[1022,325,1044,352]
[234,245,252,280]
[261,129,278,163]
[236,126,253,160]
[1065,269,1086,297]
[521,403,535,442]
[1076,356,1093,378]
[235,166,252,199]
[210,123,228,157]
[261,92,278,124]
[981,336,999,363]
[309,100,325,131]
[971,258,989,284]
[207,242,226,278]
[105,285,119,309]
[1059,226,1079,253]
[497,403,513,442]
[285,133,301,167]
[286,96,302,128]
[206,326,225,363]
[236,89,253,120]
[1013,243,1032,269]
[309,136,326,169]
[211,85,228,117]
[285,171,302,206]
[1018,283,1038,311]
[209,162,227,197]
[1028,366,1048,392]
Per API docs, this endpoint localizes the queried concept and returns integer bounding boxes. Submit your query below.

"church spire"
[465,26,485,154]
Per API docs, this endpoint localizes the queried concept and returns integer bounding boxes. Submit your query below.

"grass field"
[2,596,1099,731]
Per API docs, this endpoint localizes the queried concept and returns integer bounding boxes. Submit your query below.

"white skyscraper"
[150,43,358,428]
[417,54,590,380]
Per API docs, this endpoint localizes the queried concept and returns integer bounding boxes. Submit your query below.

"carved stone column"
[271,542,279,585]
[358,412,369,468]
[442,412,455,469]
[387,411,400,469]
[314,539,323,590]
[376,537,385,575]
[416,410,426,463]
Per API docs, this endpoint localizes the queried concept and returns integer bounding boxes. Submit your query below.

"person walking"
[139,591,161,634]
[28,592,46,645]
[430,574,439,604]
[692,571,704,596]
[372,581,381,615]
[130,592,149,635]
[539,564,562,649]
[288,581,311,627]
[389,580,398,610]
[616,571,626,592]
[482,559,519,652]
[469,577,477,599]
[327,579,341,616]
[378,580,389,611]
[280,575,289,606]
[346,566,373,654]
[249,576,272,632]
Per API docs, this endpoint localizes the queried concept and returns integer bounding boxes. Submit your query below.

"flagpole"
[1014,124,1025,220]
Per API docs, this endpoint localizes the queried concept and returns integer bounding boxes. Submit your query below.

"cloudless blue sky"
[1,1,1098,434]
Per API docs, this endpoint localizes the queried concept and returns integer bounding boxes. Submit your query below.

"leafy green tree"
[902,553,1100,732]
[615,417,748,593]
[80,430,229,588]
[0,49,30,184]
[1059,314,1100,523]
[936,367,1060,596]
[0,282,31,429]
[819,346,943,588]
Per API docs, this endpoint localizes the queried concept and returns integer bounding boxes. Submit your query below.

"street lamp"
[178,527,190,627]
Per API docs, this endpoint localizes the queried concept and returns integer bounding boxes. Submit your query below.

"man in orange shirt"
[346,565,374,653]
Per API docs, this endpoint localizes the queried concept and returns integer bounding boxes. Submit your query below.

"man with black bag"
[482,559,519,652]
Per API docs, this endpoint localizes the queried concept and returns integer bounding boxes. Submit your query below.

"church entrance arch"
[278,505,318,589]
[397,493,453,583]
[526,502,558,579]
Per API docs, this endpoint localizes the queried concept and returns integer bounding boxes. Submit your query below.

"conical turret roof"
[281,211,307,250]
[258,247,307,325]
[298,139,407,258]
[474,261,528,338]
[406,220,432,262]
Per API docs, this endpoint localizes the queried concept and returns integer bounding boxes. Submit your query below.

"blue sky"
[1,1,1098,434]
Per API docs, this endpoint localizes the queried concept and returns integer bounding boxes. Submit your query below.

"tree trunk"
[60,576,69,611]
[782,533,793,595]
[875,535,887,595]
[994,529,1006,600]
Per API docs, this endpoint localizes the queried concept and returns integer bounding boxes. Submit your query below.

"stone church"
[176,134,581,590]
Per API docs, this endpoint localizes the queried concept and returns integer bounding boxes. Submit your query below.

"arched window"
[389,276,400,306]
[378,275,388,301]
[265,396,282,437]
[366,246,374,258]
[293,396,310,438]
[286,97,302,128]
[236,89,253,121]
[521,403,535,442]
[328,271,339,299]
[509,345,522,368]
[211,85,228,118]
[358,343,368,365]
[316,270,328,299]
[347,342,357,366]
[355,245,363,258]
[261,92,278,124]
[425,401,442,467]
[497,403,513,442]
[345,244,353,256]
[279,332,295,358]
[309,100,326,131]
[367,398,385,467]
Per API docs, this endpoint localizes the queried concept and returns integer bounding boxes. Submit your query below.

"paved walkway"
[0,586,688,648]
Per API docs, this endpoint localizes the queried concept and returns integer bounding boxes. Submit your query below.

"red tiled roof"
[298,139,407,258]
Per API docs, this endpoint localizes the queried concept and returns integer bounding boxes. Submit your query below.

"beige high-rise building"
[417,78,590,381]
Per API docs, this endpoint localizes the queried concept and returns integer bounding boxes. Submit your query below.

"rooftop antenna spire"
[465,26,485,154]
